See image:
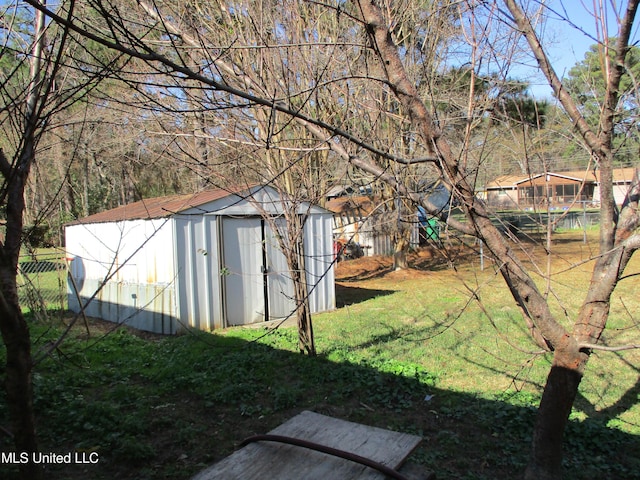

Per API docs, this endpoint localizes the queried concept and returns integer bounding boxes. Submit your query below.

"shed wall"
[593,184,631,206]
[358,216,420,256]
[262,217,297,321]
[303,212,336,313]
[221,216,267,325]
[66,219,179,334]
[174,212,335,329]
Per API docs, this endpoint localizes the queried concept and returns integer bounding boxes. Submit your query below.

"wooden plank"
[192,411,422,480]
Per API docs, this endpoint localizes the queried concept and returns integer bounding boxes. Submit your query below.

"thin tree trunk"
[526,242,634,478]
[82,155,90,217]
[289,214,315,355]
[353,3,583,479]
[392,235,409,270]
[0,296,41,480]
[0,3,47,477]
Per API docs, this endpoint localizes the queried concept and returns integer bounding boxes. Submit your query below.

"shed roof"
[325,195,376,216]
[68,186,254,225]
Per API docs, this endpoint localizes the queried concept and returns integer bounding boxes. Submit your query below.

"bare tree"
[0,1,126,476]
[503,2,640,477]
[1,3,67,478]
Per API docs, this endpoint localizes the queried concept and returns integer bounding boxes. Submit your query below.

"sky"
[523,0,640,99]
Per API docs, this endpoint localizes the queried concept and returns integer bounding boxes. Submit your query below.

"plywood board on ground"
[192,410,422,480]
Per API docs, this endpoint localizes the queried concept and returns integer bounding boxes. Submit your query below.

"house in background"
[65,185,335,334]
[485,167,637,210]
[326,195,372,251]
[325,180,452,256]
[325,195,422,256]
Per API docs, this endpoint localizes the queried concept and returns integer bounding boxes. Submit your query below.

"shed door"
[264,220,296,320]
[222,218,265,325]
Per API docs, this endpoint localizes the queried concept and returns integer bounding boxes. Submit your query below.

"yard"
[1,231,639,479]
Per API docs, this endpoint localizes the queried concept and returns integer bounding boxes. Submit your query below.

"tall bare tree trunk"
[289,214,315,355]
[0,152,43,480]
[502,3,640,477]
[392,233,410,270]
[354,3,618,479]
[0,4,48,477]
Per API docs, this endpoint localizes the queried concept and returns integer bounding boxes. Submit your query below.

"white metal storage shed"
[65,185,335,334]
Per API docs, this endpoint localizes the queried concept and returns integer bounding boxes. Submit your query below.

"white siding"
[265,218,297,321]
[221,217,266,325]
[355,217,420,257]
[304,212,336,313]
[66,218,178,334]
[594,184,632,206]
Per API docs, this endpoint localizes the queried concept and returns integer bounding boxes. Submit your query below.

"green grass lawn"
[17,248,68,314]
[1,231,639,479]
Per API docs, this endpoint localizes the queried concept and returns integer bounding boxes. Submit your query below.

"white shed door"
[264,221,296,320]
[222,218,265,325]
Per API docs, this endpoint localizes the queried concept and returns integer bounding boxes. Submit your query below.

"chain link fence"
[18,250,68,316]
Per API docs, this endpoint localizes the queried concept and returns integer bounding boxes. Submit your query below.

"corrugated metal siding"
[265,218,296,321]
[176,213,333,328]
[304,213,336,313]
[356,218,420,257]
[66,219,179,334]
[175,215,223,331]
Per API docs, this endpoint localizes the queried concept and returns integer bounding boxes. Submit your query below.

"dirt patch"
[336,245,475,282]
[336,231,598,284]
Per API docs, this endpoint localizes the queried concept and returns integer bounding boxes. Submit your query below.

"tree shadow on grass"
[335,283,395,307]
[0,326,638,480]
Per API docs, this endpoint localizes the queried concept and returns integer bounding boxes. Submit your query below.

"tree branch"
[580,343,640,352]
[22,0,436,168]
[356,0,570,352]
[502,0,604,156]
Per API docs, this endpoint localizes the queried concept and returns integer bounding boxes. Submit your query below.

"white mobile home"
[65,186,335,334]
